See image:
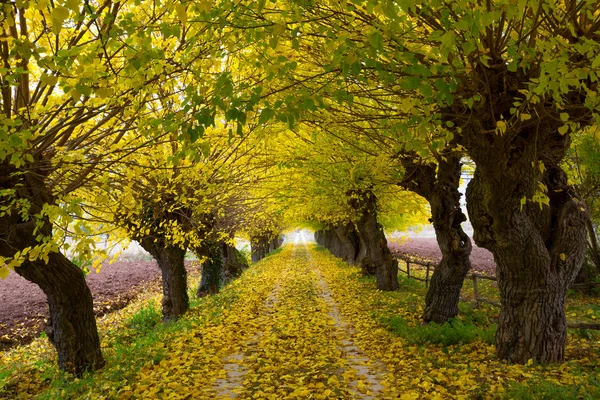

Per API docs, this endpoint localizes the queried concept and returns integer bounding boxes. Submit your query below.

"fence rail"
[396,254,600,331]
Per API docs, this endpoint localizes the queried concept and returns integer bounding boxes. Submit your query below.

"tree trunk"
[139,238,189,321]
[399,152,472,322]
[221,242,248,283]
[251,233,280,262]
[423,157,472,323]
[333,223,360,264]
[0,161,104,374]
[196,241,224,296]
[15,253,105,374]
[466,165,588,363]
[352,191,399,291]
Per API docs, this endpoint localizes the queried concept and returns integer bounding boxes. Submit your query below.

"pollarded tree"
[0,0,243,372]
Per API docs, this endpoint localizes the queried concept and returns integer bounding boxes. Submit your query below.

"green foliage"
[380,316,496,346]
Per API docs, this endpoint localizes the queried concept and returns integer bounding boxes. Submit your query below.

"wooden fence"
[396,254,600,330]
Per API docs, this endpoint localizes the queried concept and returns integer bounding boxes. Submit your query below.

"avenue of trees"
[1,0,599,374]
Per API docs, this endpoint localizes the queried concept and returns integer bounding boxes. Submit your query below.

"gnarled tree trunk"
[251,235,269,262]
[462,92,589,363]
[196,241,223,297]
[196,241,249,297]
[15,253,104,374]
[400,153,472,324]
[352,191,399,291]
[333,223,360,264]
[467,166,588,363]
[139,238,188,321]
[222,242,249,282]
[0,162,104,374]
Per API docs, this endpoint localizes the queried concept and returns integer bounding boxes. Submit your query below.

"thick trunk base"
[423,253,471,324]
[466,165,588,363]
[353,193,398,291]
[196,241,224,297]
[496,289,567,363]
[15,253,104,374]
[140,239,189,321]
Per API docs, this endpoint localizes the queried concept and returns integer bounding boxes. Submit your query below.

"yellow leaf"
[175,4,187,25]
[496,120,507,135]
[558,125,569,135]
[66,0,79,11]
[520,113,532,121]
[197,1,211,13]
[560,253,566,261]
[35,0,49,10]
[51,6,70,35]
[0,266,11,280]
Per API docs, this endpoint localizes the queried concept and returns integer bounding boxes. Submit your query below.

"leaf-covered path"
[129,244,388,399]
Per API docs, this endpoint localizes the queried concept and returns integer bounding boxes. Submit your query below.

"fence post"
[406,261,410,279]
[472,275,479,308]
[425,264,430,288]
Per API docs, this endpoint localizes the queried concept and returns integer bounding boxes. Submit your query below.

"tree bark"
[0,161,104,374]
[196,241,223,297]
[139,238,189,321]
[196,241,248,297]
[466,159,588,363]
[333,223,360,264]
[221,242,249,282]
[400,153,473,324]
[351,191,399,291]
[251,235,269,262]
[15,253,105,374]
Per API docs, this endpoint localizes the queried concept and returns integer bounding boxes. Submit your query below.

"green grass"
[380,315,497,346]
[504,376,600,400]
[125,300,161,335]
[265,247,284,258]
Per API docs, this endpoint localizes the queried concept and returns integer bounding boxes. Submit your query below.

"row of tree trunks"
[352,191,399,291]
[315,224,360,265]
[250,233,283,262]
[316,191,398,291]
[0,161,104,375]
[399,152,473,324]
[196,241,249,297]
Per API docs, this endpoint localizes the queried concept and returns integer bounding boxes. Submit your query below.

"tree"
[0,0,240,372]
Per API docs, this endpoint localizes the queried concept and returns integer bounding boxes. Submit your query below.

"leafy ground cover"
[1,244,599,399]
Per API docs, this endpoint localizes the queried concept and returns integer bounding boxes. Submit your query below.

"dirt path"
[315,272,387,399]
[210,245,387,398]
[212,280,282,398]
